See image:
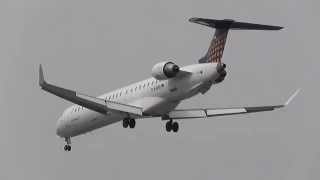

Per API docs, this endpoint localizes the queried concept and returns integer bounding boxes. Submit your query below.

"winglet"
[285,89,301,106]
[39,64,46,87]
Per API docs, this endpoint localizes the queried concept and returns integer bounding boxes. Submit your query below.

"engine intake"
[152,61,180,80]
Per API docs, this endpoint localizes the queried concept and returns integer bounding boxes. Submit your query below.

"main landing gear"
[165,119,179,133]
[123,118,136,128]
[64,137,71,152]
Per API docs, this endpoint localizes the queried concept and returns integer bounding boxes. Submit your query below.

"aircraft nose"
[56,117,64,137]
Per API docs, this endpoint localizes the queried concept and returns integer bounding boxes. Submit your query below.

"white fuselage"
[56,63,220,138]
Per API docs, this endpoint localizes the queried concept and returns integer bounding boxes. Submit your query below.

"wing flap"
[168,109,206,119]
[76,93,143,116]
[206,108,246,116]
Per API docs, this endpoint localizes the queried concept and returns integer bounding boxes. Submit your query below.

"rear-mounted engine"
[151,61,180,80]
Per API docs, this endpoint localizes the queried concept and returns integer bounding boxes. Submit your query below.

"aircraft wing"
[165,89,300,120]
[38,65,143,116]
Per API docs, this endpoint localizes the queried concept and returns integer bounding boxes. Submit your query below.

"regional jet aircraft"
[39,18,299,151]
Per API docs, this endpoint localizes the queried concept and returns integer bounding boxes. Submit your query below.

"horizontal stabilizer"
[189,18,283,30]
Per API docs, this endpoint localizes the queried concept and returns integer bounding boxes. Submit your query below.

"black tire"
[64,145,68,151]
[129,119,136,128]
[166,121,172,132]
[68,145,71,151]
[123,119,129,128]
[172,122,179,133]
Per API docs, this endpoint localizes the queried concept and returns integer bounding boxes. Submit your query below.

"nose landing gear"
[64,137,71,152]
[165,119,179,133]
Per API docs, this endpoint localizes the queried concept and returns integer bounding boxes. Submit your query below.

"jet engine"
[151,61,180,80]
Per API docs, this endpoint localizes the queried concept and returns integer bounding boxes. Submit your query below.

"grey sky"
[0,0,319,179]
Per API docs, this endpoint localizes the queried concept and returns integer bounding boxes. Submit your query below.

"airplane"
[39,18,300,152]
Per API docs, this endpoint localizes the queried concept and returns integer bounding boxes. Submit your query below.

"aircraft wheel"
[64,137,71,151]
[129,119,136,128]
[172,122,179,133]
[64,145,71,151]
[166,120,173,132]
[123,119,129,128]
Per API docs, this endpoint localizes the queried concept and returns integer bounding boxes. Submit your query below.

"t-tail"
[189,18,283,64]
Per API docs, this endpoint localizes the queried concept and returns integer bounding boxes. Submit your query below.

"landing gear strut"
[165,119,179,133]
[123,118,136,128]
[64,137,71,152]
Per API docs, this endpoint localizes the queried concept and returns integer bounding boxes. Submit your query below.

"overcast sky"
[0,0,319,179]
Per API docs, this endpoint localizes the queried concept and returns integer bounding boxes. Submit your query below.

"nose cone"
[56,117,64,137]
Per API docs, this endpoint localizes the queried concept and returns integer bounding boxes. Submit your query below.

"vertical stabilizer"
[189,18,283,64]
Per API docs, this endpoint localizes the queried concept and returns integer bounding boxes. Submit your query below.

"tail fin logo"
[207,30,228,63]
[190,18,283,64]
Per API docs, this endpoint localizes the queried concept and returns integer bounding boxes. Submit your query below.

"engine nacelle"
[151,61,180,80]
